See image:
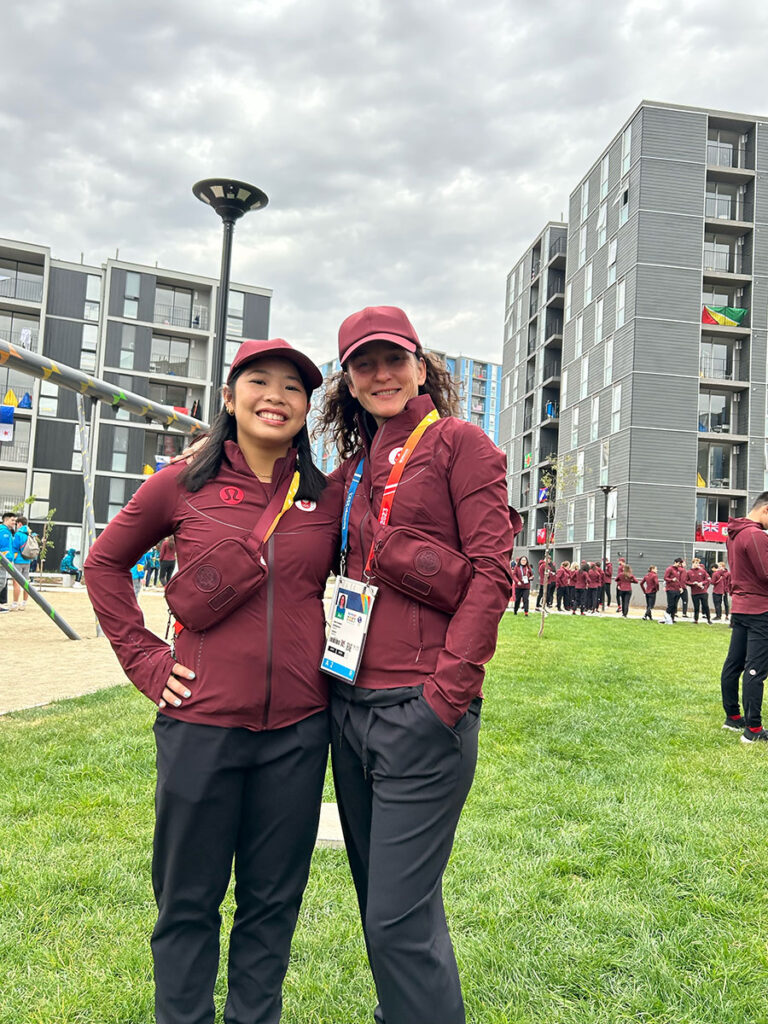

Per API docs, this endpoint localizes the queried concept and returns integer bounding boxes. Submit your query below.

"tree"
[10,495,56,572]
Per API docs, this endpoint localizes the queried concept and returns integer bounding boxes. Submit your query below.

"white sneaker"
[73,582,84,589]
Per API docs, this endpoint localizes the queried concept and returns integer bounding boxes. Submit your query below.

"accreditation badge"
[321,576,378,685]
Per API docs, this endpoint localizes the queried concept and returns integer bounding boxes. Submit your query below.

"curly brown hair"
[314,350,460,460]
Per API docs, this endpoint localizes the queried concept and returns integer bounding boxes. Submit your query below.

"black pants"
[681,589,689,615]
[692,593,711,623]
[603,583,611,607]
[666,591,681,620]
[713,593,730,619]
[151,711,329,1024]
[535,584,545,608]
[556,586,569,611]
[721,612,768,729]
[159,560,175,586]
[567,586,575,610]
[545,581,556,606]
[574,589,586,612]
[643,592,657,618]
[514,589,529,614]
[145,566,160,586]
[618,591,630,616]
[331,685,480,1024]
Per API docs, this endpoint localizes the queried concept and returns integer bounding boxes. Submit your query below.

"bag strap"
[242,469,300,554]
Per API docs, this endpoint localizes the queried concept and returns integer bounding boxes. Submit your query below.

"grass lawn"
[1,615,767,1023]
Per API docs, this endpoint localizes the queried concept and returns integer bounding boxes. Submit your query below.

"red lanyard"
[364,409,439,574]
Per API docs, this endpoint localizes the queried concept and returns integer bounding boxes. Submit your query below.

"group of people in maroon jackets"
[660,557,731,625]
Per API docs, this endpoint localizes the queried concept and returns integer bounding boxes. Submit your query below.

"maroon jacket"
[538,560,554,584]
[573,569,588,589]
[332,394,514,726]
[711,568,731,595]
[159,539,176,562]
[513,565,533,589]
[686,566,711,593]
[84,443,343,730]
[726,518,768,614]
[640,571,658,594]
[587,566,603,589]
[616,572,639,592]
[555,567,570,588]
[603,561,613,584]
[664,564,686,592]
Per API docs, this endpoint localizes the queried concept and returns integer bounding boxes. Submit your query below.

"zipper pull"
[415,642,423,663]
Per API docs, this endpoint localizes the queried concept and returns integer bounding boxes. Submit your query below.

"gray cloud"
[3,0,768,364]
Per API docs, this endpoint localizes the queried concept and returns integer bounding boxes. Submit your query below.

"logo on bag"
[295,500,317,512]
[388,446,403,465]
[220,486,244,505]
[195,564,222,592]
[414,546,442,576]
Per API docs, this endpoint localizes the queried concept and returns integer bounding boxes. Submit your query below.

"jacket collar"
[356,393,438,458]
[222,440,298,484]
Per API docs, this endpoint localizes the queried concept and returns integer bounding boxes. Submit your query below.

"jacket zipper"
[262,534,275,729]
[415,601,423,663]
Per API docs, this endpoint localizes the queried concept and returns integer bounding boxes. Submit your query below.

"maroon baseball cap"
[227,338,323,393]
[338,306,420,365]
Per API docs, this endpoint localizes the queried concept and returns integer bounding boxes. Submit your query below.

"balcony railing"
[0,326,40,351]
[543,359,561,380]
[530,259,541,280]
[703,250,743,274]
[149,357,207,379]
[0,493,25,512]
[700,357,734,380]
[523,412,533,431]
[153,303,210,330]
[525,372,535,392]
[548,235,567,261]
[707,142,749,169]
[698,418,733,433]
[543,402,559,420]
[547,275,565,299]
[705,196,753,221]
[0,276,44,303]
[0,442,29,462]
[545,315,563,339]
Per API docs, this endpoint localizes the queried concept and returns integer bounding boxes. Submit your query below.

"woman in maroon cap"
[318,306,515,1024]
[85,340,342,1024]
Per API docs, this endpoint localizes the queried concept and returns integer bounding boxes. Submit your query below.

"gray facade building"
[501,100,768,571]
[0,237,270,566]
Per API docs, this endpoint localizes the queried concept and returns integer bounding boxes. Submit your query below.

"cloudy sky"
[3,0,767,364]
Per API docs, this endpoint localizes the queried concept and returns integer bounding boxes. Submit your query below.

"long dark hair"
[180,364,326,501]
[315,348,460,460]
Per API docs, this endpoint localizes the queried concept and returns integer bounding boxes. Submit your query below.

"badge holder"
[321,574,378,684]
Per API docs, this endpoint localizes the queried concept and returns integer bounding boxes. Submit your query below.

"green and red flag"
[702,305,748,327]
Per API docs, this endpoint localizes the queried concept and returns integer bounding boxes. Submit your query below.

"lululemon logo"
[220,486,244,505]
[195,565,221,592]
[414,546,442,576]
[388,446,403,465]
[295,500,317,512]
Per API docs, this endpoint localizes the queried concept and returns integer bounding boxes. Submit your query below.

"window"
[578,225,587,268]
[581,180,589,222]
[155,285,193,328]
[227,290,245,338]
[607,489,617,539]
[586,494,595,541]
[84,274,101,321]
[565,282,572,322]
[0,258,44,302]
[71,430,82,472]
[607,238,618,285]
[80,323,98,372]
[561,368,568,409]
[611,384,622,433]
[120,325,136,369]
[591,396,599,441]
[151,335,191,376]
[616,279,626,329]
[621,125,632,176]
[39,380,58,417]
[600,440,609,485]
[114,374,133,421]
[108,477,126,522]
[580,355,589,400]
[619,186,629,227]
[514,334,520,366]
[576,450,584,494]
[503,374,511,408]
[584,263,592,305]
[30,471,51,519]
[595,297,604,346]
[575,315,583,358]
[600,153,609,200]
[124,272,141,319]
[571,406,579,448]
[604,335,614,387]
[512,369,519,404]
[597,203,607,247]
[697,443,731,488]
[111,426,129,472]
[566,500,575,542]
[149,382,187,408]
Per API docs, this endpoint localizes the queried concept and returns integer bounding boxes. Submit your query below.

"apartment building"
[309,352,501,474]
[0,237,270,564]
[500,100,768,570]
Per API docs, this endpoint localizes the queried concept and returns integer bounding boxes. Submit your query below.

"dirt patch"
[0,587,170,715]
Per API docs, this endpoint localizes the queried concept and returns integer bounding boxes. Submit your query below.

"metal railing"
[705,196,753,221]
[699,356,736,380]
[149,357,207,379]
[530,259,541,280]
[529,296,539,318]
[0,276,44,302]
[543,402,559,420]
[525,373,535,392]
[698,417,732,433]
[0,441,29,462]
[527,335,537,356]
[523,412,533,431]
[0,493,25,512]
[547,274,565,299]
[543,359,561,380]
[707,142,749,169]
[548,235,567,260]
[703,249,743,274]
[153,303,210,330]
[545,315,563,339]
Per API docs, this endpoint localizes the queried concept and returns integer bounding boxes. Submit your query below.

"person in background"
[144,545,161,588]
[10,515,32,610]
[0,510,16,612]
[720,492,768,741]
[536,555,554,610]
[687,557,712,624]
[59,547,83,586]
[587,561,603,613]
[661,558,686,625]
[555,560,571,611]
[712,561,731,621]
[130,557,146,598]
[640,565,659,621]
[158,535,176,587]
[680,557,690,618]
[602,557,613,609]
[513,555,533,616]
[573,559,588,615]
[616,563,639,617]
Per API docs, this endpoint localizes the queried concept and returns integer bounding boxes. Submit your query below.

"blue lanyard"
[340,457,365,574]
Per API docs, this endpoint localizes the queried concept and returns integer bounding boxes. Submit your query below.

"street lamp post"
[601,484,615,574]
[193,178,268,419]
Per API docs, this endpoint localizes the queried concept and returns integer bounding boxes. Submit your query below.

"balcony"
[0,441,29,463]
[546,274,565,303]
[0,326,40,351]
[0,276,44,303]
[525,372,535,393]
[149,356,208,379]
[702,249,749,280]
[0,492,25,511]
[542,401,559,424]
[527,334,537,356]
[704,196,753,229]
[530,259,541,281]
[544,315,563,344]
[548,235,567,266]
[706,142,755,185]
[542,359,561,382]
[153,303,210,331]
[523,411,533,432]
